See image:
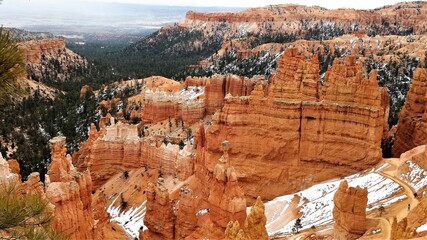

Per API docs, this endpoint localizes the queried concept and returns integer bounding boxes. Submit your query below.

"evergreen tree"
[292,218,303,233]
[0,182,67,239]
[0,28,26,105]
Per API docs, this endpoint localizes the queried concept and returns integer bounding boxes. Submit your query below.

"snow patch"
[107,196,147,239]
[416,223,427,233]
[261,172,403,237]
[196,208,209,216]
[400,160,427,191]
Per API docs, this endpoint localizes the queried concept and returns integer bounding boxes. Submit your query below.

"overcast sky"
[1,0,422,9]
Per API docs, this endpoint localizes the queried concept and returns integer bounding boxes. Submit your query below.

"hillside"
[5,27,55,41]
[0,28,119,179]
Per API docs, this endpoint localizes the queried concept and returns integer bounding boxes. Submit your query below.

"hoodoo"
[333,180,368,240]
[393,68,427,156]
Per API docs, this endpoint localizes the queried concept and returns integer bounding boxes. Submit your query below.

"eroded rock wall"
[74,120,197,190]
[45,137,96,240]
[204,49,384,201]
[393,68,427,156]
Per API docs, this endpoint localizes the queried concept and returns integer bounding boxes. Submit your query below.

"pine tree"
[292,218,303,234]
[0,28,26,105]
[0,182,67,239]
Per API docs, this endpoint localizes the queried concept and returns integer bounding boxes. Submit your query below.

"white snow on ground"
[261,166,404,237]
[401,160,427,191]
[178,86,205,100]
[416,223,427,233]
[107,196,147,239]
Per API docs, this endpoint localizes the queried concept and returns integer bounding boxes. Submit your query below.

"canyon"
[7,47,427,239]
[52,47,395,239]
[2,2,427,240]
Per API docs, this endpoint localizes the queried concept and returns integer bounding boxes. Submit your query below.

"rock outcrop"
[142,88,205,125]
[140,140,248,240]
[392,68,427,156]
[225,196,268,240]
[208,141,247,229]
[74,120,197,190]
[142,181,176,240]
[137,74,263,125]
[45,136,96,240]
[0,153,20,183]
[174,188,199,239]
[188,74,263,114]
[204,48,385,201]
[17,38,87,82]
[333,180,368,240]
[17,38,65,64]
[1,137,102,240]
[243,196,268,240]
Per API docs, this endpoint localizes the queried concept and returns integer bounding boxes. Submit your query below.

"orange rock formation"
[142,181,176,239]
[17,38,65,64]
[225,196,268,240]
[208,141,247,229]
[185,2,427,34]
[45,136,96,240]
[333,180,368,240]
[17,38,87,82]
[138,139,247,239]
[74,120,198,190]
[204,48,385,201]
[392,68,427,156]
[186,74,263,114]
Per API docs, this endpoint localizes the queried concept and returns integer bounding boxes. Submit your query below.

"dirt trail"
[379,159,419,221]
[365,158,421,239]
[368,217,391,240]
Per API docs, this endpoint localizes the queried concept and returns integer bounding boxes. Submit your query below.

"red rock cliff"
[74,119,197,191]
[17,38,65,64]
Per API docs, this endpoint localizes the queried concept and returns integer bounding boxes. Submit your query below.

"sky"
[1,0,422,9]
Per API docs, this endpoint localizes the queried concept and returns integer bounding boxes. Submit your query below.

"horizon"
[0,0,425,34]
[1,0,424,10]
